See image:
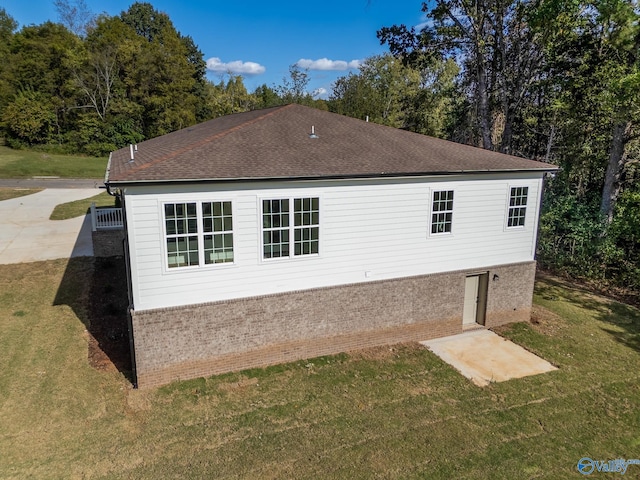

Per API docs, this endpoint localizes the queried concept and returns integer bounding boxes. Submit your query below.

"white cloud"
[312,87,328,98]
[415,13,433,32]
[206,57,266,75]
[296,58,361,71]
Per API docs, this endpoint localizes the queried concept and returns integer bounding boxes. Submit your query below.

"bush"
[538,187,640,292]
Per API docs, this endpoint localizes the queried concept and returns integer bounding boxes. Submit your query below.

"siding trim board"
[108,168,555,187]
[130,261,536,389]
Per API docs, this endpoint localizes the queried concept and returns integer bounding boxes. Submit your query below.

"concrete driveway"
[0,189,100,264]
[421,329,557,386]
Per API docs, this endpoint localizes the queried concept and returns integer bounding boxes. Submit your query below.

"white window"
[164,201,234,268]
[165,202,199,267]
[262,197,319,259]
[202,201,234,264]
[507,186,528,227]
[431,190,454,234]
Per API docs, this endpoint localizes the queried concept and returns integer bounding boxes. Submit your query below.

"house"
[105,104,557,388]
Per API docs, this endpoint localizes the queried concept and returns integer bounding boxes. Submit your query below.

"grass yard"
[0,145,107,178]
[1,260,640,479]
[0,187,43,201]
[49,191,117,220]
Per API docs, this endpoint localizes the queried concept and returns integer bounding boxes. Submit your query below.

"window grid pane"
[431,190,454,234]
[294,197,319,256]
[203,201,234,264]
[507,187,528,227]
[263,199,290,259]
[165,202,199,268]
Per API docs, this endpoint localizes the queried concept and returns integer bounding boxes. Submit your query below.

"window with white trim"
[507,186,528,227]
[262,197,319,259]
[165,202,199,267]
[431,190,454,234]
[164,201,234,268]
[203,201,234,264]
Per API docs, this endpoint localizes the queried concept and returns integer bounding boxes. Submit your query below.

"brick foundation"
[130,261,536,388]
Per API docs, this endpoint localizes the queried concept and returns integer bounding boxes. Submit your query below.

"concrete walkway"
[421,329,557,386]
[0,189,100,264]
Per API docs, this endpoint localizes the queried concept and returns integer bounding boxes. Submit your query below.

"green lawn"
[0,145,107,178]
[49,191,117,220]
[1,260,639,479]
[0,187,43,201]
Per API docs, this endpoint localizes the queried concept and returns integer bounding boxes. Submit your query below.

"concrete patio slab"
[0,188,99,264]
[420,329,557,386]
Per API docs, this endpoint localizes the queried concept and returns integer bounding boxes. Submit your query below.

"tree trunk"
[600,120,630,223]
[477,59,493,150]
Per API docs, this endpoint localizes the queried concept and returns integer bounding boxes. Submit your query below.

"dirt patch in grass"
[528,305,566,336]
[492,305,566,339]
[86,257,131,378]
[217,375,260,393]
[347,342,424,361]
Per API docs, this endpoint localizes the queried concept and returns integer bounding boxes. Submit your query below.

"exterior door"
[463,273,488,326]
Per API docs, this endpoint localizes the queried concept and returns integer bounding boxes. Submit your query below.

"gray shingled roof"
[106,104,557,184]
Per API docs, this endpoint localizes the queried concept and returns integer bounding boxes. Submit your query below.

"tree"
[0,8,18,110]
[330,54,420,127]
[536,0,640,222]
[378,0,545,153]
[330,54,458,137]
[54,0,95,36]
[205,75,254,117]
[120,2,171,42]
[2,89,57,146]
[253,84,283,109]
[276,64,313,105]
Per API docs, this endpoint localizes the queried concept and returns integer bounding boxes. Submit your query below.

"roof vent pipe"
[366,115,369,122]
[309,125,319,139]
[129,144,135,162]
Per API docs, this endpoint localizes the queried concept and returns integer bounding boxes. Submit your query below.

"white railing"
[91,203,123,231]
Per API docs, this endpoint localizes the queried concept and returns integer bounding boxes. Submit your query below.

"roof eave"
[105,166,559,187]
[104,152,113,184]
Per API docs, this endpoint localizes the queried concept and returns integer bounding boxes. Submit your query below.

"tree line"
[0,2,324,158]
[0,0,638,295]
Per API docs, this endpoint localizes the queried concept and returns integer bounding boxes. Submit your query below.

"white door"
[463,275,480,325]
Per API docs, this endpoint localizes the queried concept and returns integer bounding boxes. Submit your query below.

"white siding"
[124,173,544,310]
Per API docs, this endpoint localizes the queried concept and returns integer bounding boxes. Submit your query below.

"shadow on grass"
[53,256,133,384]
[535,272,640,353]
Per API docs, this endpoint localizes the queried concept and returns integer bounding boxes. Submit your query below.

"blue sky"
[3,0,426,98]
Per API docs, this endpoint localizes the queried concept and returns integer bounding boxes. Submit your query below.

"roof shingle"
[106,104,557,184]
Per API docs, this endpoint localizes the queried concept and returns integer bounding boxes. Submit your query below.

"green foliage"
[537,191,606,279]
[253,84,283,109]
[2,90,57,146]
[608,190,640,289]
[205,75,255,117]
[329,54,458,136]
[538,184,640,291]
[275,64,323,107]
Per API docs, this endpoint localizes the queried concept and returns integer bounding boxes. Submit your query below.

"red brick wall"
[130,261,536,388]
